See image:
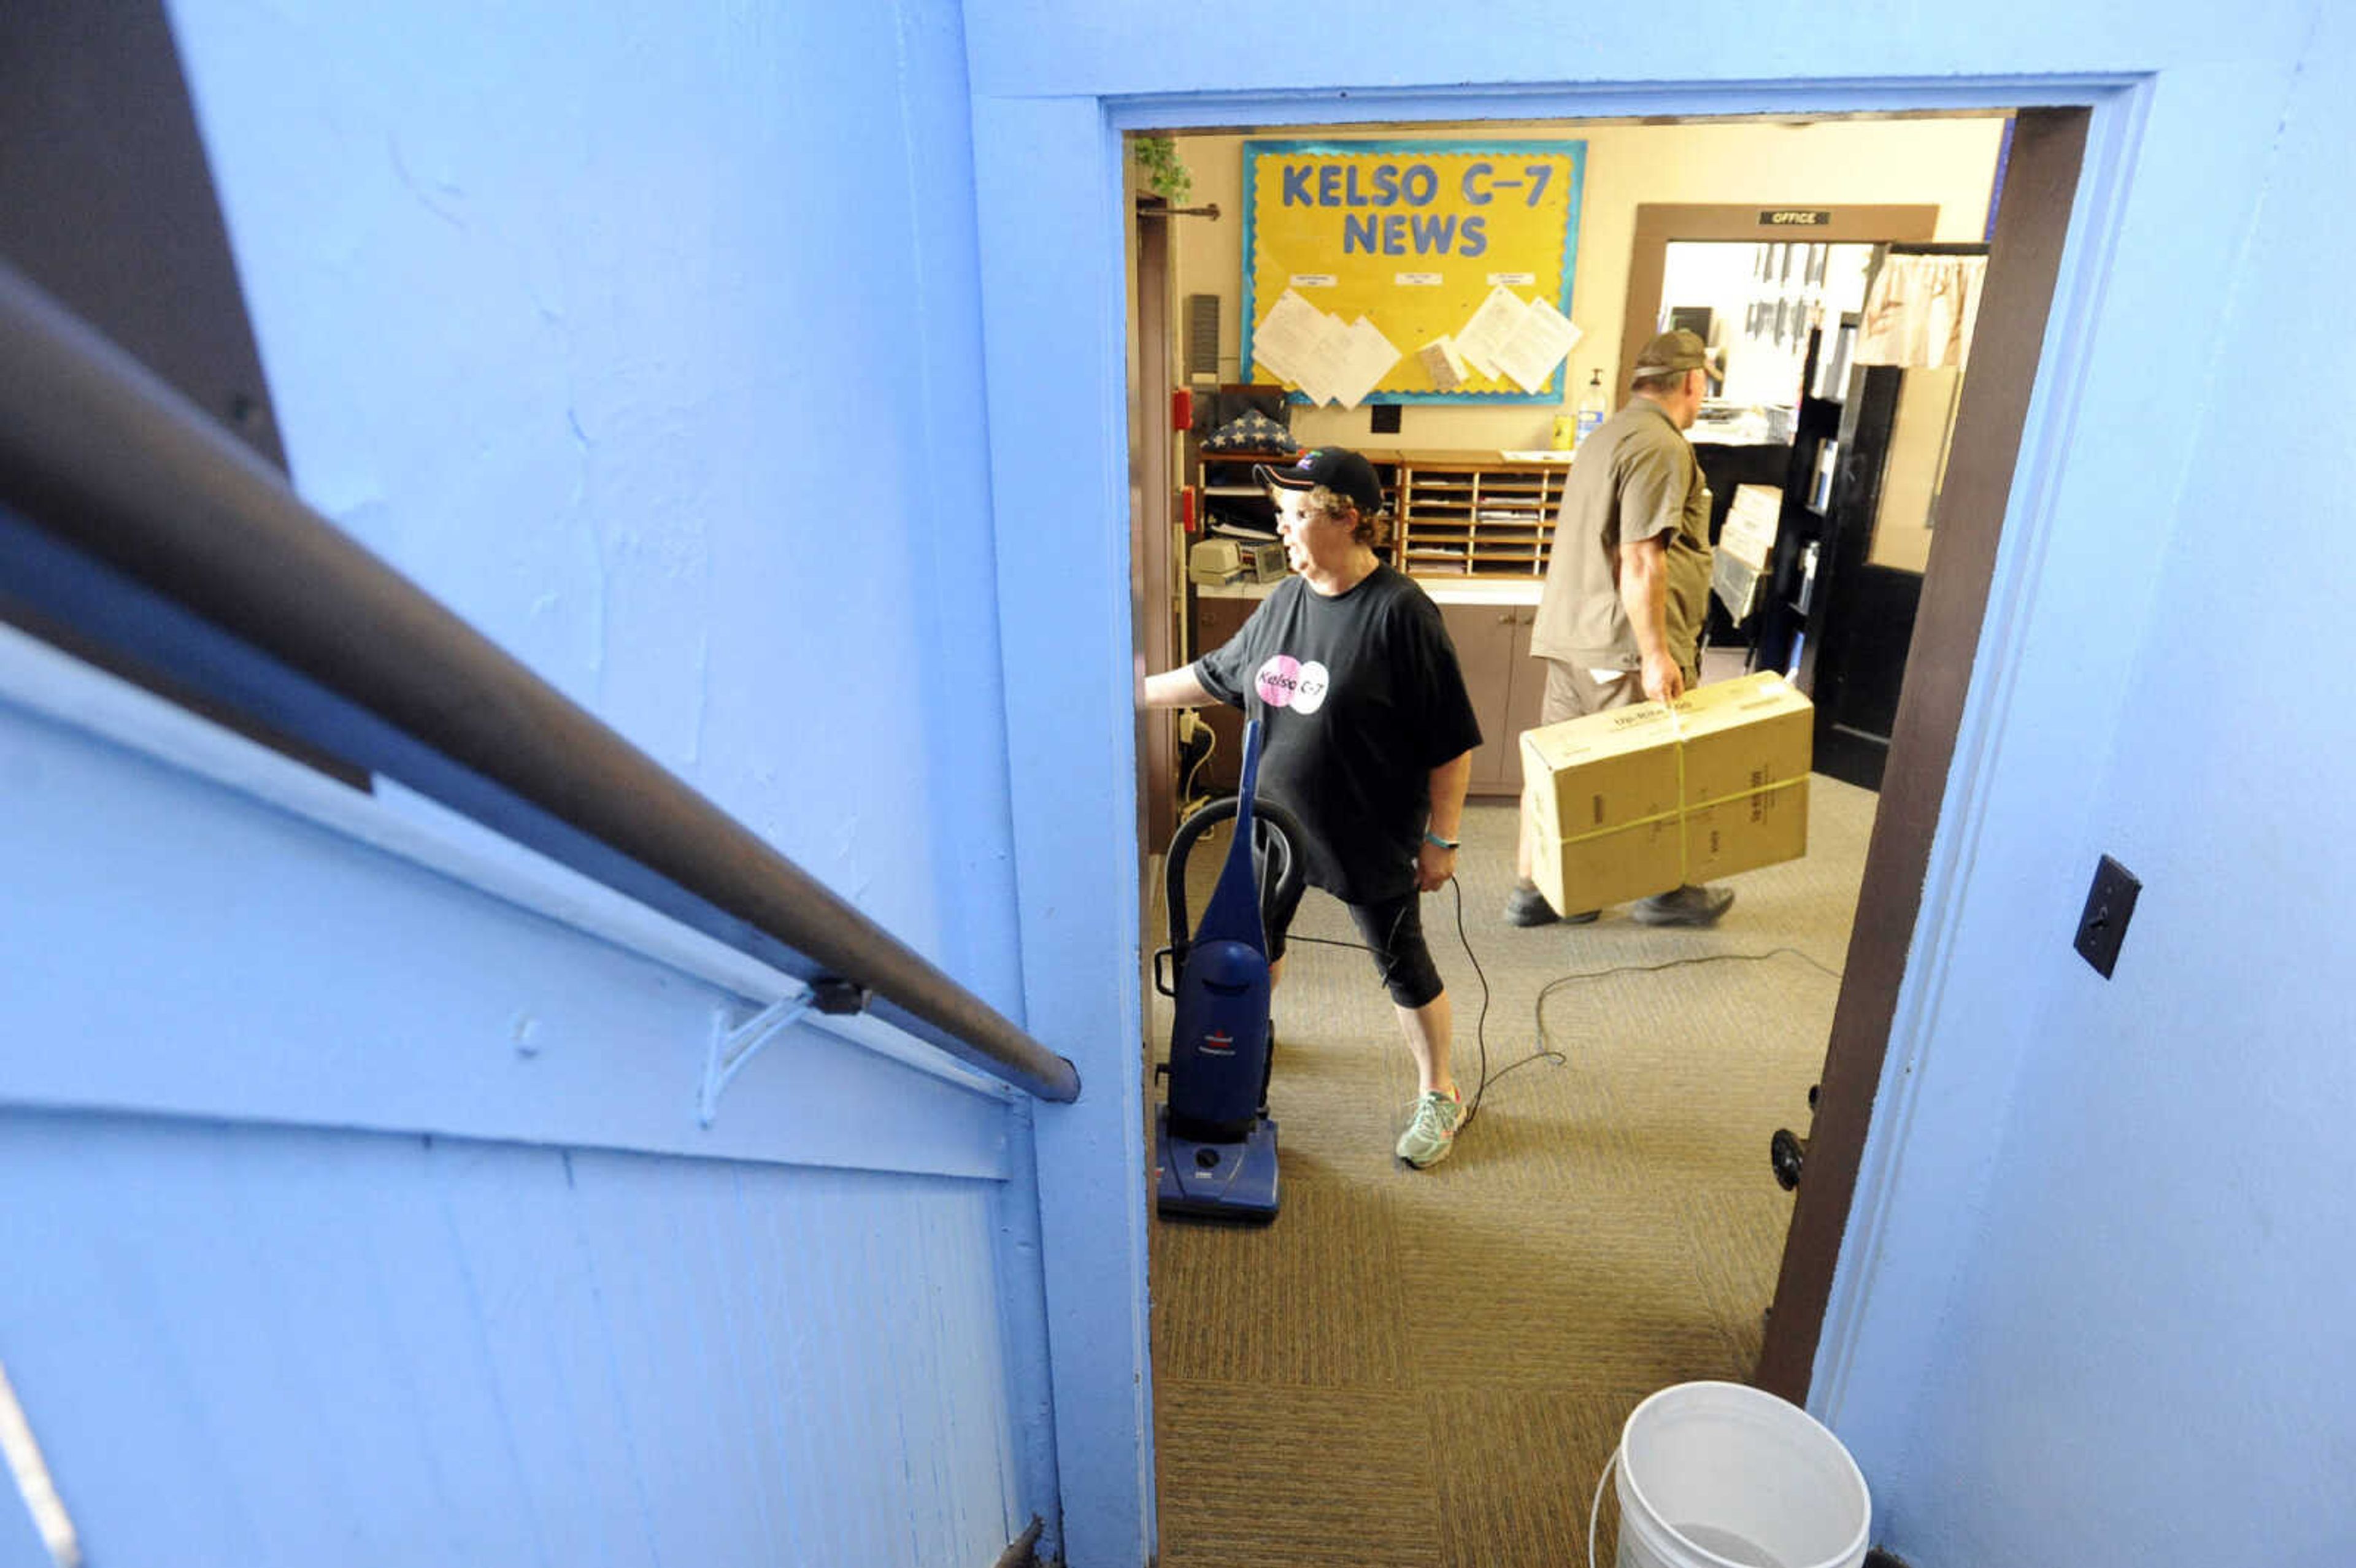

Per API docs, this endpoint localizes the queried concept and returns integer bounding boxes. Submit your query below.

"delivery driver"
[1141,447,1484,1169]
[1506,329,1735,929]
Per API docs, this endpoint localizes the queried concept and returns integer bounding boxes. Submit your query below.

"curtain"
[1854,252,1987,371]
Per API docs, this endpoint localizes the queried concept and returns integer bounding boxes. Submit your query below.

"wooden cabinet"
[1193,447,1285,539]
[1439,602,1518,792]
[1499,611,1549,793]
[1438,602,1544,796]
[1188,445,1565,582]
[1187,591,1544,801]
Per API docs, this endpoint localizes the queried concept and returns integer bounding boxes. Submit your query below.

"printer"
[1189,537,1287,585]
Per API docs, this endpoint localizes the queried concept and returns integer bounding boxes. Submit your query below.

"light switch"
[2073,854,2141,979]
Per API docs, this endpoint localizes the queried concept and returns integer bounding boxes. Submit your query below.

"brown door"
[1131,198,1181,850]
[1189,593,1253,794]
[1758,108,2088,1400]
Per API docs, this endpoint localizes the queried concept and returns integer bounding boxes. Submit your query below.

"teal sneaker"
[1396,1089,1466,1169]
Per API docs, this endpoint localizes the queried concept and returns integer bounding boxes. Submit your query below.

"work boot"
[1504,882,1600,928]
[1632,883,1736,927]
[1395,1088,1466,1169]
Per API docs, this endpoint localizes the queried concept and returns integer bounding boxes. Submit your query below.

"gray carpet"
[1146,773,1878,1567]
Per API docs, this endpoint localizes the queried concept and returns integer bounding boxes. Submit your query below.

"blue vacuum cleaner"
[1153,718,1304,1223]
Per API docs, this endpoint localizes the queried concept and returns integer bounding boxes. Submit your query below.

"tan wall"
[1169,116,2006,453]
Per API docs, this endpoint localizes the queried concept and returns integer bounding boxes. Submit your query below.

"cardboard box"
[1522,672,1814,911]
[1711,549,1765,622]
[1673,672,1814,808]
[1529,810,1683,916]
[1519,701,1681,841]
[1684,777,1811,883]
[1720,484,1782,571]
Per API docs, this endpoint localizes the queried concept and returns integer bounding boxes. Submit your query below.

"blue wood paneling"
[0,1111,1021,1567]
[0,685,1011,1183]
[0,640,1047,1562]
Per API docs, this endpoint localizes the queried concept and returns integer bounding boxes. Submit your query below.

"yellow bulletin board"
[1241,140,1586,404]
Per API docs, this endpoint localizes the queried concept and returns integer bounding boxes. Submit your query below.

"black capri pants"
[1265,880,1446,1012]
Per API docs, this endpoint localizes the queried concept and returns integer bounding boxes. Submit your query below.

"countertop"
[1195,574,1543,606]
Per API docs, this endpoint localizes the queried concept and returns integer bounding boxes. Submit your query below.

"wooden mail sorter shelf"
[1184,444,1569,580]
[1392,453,1566,578]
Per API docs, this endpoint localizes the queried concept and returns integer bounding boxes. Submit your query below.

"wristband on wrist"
[1423,828,1459,850]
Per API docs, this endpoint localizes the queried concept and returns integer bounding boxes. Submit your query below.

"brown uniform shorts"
[1538,659,1644,726]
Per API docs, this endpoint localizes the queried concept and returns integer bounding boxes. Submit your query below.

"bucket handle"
[1587,1447,1615,1568]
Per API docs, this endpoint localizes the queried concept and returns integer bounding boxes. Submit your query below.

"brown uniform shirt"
[1529,397,1713,677]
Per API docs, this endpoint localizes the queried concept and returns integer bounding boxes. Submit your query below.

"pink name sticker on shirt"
[1256,655,1330,714]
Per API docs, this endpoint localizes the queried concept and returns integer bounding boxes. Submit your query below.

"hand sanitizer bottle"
[1574,370,1607,448]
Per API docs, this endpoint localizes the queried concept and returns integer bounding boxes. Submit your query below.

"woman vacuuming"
[1142,447,1482,1169]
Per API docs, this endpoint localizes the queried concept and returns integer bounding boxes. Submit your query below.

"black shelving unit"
[1749,321,1849,680]
[1758,243,1984,790]
[1693,437,1792,651]
[1798,361,1919,790]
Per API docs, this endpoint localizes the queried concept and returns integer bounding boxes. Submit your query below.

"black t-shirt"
[1195,566,1483,904]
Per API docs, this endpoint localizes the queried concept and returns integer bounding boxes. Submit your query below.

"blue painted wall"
[166,0,1023,1002]
[1,0,1109,1562]
[963,2,2349,1564]
[1880,9,2356,1561]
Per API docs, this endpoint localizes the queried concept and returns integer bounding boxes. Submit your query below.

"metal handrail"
[0,261,1079,1104]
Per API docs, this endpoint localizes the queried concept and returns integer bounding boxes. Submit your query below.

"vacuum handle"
[1163,794,1307,956]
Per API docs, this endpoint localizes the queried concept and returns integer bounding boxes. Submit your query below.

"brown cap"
[1632,328,1714,385]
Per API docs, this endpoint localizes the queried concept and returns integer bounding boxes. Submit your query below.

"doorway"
[1126,106,2085,1562]
[1617,204,1941,395]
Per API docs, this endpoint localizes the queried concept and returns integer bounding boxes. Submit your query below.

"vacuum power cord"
[1282,879,1844,1129]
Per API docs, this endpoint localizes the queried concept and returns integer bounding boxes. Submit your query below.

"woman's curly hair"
[1300,483,1391,548]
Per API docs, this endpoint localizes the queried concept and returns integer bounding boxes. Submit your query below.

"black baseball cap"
[1254,447,1384,515]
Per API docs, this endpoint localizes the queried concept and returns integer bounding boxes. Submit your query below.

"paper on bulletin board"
[1250,291,1406,410]
[1331,317,1403,409]
[1250,289,1345,403]
[1492,298,1583,393]
[1242,139,1585,404]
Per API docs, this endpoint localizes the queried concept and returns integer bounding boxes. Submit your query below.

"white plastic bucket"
[1588,1382,1870,1568]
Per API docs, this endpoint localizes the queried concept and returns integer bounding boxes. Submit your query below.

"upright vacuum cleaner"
[1153,718,1304,1223]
